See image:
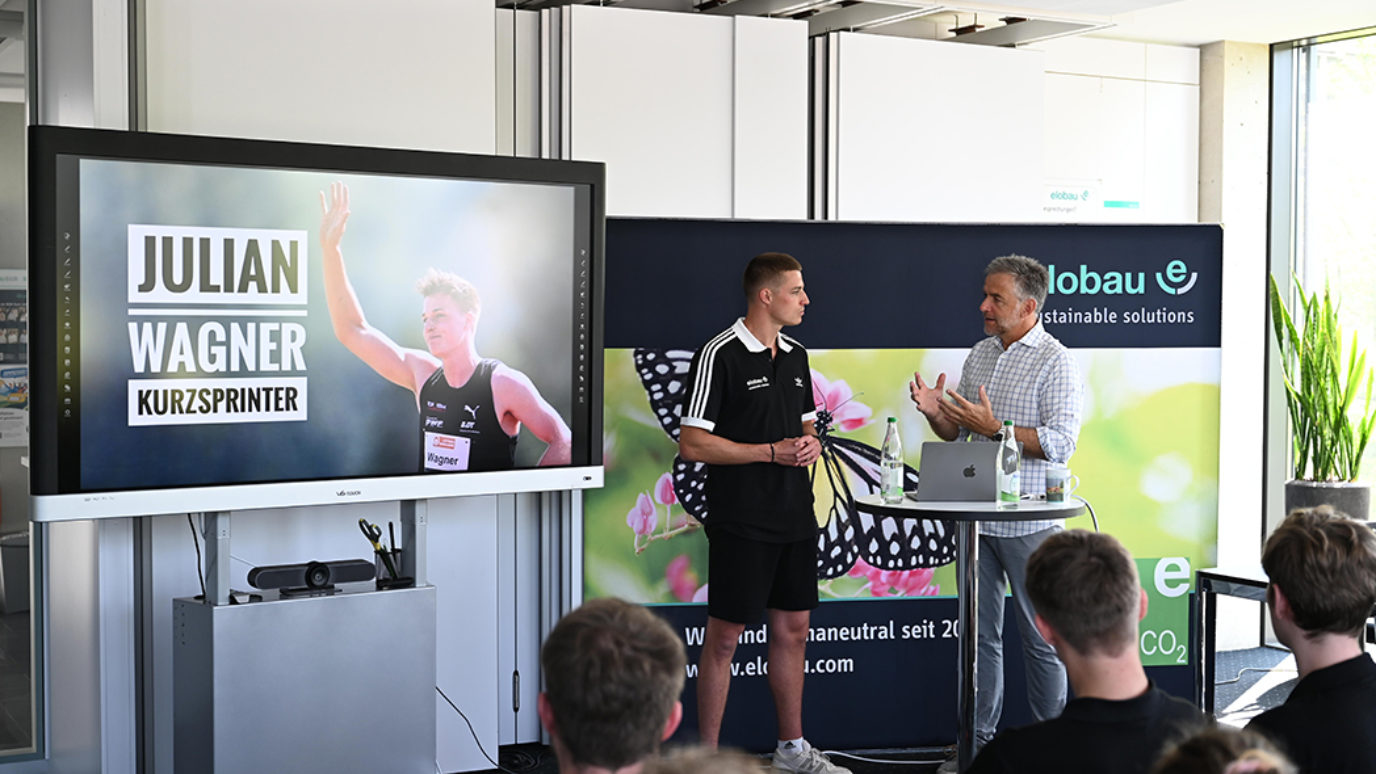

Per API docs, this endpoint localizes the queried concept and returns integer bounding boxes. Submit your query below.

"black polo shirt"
[1247,653,1376,774]
[682,319,817,543]
[967,683,1206,774]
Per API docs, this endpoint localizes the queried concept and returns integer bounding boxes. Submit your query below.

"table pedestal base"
[956,522,978,772]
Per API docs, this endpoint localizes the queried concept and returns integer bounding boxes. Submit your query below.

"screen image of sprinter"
[318,182,571,473]
[27,126,606,521]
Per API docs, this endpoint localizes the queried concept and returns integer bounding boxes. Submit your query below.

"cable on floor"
[821,749,950,766]
[436,685,519,774]
[1215,665,1296,685]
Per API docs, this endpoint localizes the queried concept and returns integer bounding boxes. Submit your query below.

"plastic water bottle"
[997,419,1021,504]
[880,417,904,504]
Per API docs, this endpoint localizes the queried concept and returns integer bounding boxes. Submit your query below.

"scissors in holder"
[358,518,399,579]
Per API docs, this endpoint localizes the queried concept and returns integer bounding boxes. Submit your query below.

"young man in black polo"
[1246,505,1376,774]
[679,253,847,774]
[967,530,1204,774]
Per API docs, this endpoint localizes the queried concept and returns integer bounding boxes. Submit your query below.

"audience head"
[642,746,763,774]
[1025,529,1145,657]
[539,597,686,771]
[1262,505,1376,640]
[1153,727,1295,774]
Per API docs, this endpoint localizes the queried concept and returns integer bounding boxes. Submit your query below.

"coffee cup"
[1046,465,1079,502]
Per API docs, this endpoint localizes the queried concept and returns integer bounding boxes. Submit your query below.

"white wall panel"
[1038,36,1146,80]
[1144,81,1200,223]
[1038,37,1198,85]
[1043,75,1101,186]
[143,0,496,153]
[1044,65,1198,223]
[1146,43,1201,85]
[430,498,502,773]
[1099,77,1147,213]
[733,17,808,220]
[832,34,1044,222]
[568,5,734,217]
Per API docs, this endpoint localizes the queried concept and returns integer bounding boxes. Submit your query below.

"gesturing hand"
[909,372,947,419]
[940,385,1000,437]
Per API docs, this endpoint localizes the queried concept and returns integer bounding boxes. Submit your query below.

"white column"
[1199,40,1270,649]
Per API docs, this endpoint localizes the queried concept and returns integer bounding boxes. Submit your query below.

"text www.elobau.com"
[684,656,855,679]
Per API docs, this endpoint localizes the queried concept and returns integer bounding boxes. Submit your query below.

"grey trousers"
[973,527,1067,750]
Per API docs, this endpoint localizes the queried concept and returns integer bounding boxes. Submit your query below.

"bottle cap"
[1003,419,1014,426]
[888,417,897,423]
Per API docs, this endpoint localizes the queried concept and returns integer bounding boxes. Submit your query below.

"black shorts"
[706,529,818,625]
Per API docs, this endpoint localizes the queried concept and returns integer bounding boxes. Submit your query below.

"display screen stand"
[175,501,437,774]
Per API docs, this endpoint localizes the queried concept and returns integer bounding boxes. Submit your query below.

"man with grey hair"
[909,254,1084,768]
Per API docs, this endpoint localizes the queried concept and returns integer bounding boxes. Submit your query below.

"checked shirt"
[955,321,1083,537]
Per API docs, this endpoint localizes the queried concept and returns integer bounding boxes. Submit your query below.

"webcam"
[248,559,375,595]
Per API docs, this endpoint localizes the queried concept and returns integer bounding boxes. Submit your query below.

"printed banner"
[589,218,1221,750]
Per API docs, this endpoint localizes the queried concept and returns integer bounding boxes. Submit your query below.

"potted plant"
[1269,274,1376,519]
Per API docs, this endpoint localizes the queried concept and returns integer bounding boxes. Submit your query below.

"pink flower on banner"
[692,584,710,603]
[891,568,939,597]
[811,370,873,432]
[654,472,678,506]
[626,492,658,536]
[666,555,701,602]
[850,558,939,597]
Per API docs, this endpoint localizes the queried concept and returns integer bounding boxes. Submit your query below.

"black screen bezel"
[28,125,605,517]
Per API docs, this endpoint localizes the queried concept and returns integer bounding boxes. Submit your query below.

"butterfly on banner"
[633,348,956,579]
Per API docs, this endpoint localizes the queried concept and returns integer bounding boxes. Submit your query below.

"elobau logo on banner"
[1047,259,1197,296]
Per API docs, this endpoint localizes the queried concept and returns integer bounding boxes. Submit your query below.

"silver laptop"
[914,441,1001,501]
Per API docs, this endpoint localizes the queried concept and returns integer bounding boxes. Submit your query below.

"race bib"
[424,431,472,472]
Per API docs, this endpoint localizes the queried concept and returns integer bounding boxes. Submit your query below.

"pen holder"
[374,549,413,590]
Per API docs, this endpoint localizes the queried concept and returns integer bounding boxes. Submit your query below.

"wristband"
[769,442,775,464]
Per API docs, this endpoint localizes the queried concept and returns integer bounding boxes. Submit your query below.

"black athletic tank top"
[418,359,517,472]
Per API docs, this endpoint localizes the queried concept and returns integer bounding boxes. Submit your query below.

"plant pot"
[1284,480,1372,521]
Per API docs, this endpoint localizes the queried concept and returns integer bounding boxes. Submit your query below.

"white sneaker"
[770,740,851,774]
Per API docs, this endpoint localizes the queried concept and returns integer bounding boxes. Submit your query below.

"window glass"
[1297,33,1376,486]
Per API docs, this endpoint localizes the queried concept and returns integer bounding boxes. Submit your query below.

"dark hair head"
[743,252,803,301]
[1025,529,1141,656]
[1262,505,1376,637]
[1153,727,1295,774]
[540,597,686,769]
[985,254,1048,314]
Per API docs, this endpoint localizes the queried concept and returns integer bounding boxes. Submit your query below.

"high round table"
[854,494,1086,772]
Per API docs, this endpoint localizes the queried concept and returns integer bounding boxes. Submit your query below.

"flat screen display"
[29,126,604,521]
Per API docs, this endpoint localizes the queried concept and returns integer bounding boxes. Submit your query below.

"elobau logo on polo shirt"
[1047,259,1197,297]
[746,376,770,391]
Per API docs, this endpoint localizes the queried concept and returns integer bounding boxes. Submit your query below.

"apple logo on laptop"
[962,465,976,478]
